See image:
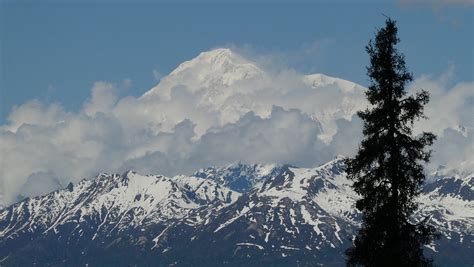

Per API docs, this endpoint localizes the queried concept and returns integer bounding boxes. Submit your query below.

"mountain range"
[0,158,472,266]
[1,48,472,266]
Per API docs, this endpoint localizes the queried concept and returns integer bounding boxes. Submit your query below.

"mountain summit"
[141,48,265,101]
[137,48,367,138]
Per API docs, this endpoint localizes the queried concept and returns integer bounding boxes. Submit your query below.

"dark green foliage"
[345,18,439,267]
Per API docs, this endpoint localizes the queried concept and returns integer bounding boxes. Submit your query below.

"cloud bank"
[0,48,472,205]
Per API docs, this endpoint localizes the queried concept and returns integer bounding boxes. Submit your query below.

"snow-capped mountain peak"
[130,48,369,141]
[141,48,265,100]
[169,48,260,78]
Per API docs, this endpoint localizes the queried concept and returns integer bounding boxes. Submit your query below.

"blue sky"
[1,1,473,122]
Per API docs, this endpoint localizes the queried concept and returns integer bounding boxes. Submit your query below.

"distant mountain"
[1,158,472,266]
[142,48,266,101]
[138,48,367,139]
[193,162,287,192]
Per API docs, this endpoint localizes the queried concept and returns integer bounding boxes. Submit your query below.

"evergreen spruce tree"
[345,18,438,267]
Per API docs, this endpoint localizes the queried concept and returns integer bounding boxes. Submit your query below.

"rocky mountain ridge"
[0,158,472,266]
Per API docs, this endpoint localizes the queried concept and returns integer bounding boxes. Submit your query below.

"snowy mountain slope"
[418,172,474,241]
[424,172,473,201]
[184,158,357,266]
[193,162,285,192]
[142,48,266,101]
[0,171,238,232]
[417,172,474,265]
[0,158,472,266]
[0,171,239,263]
[139,48,270,128]
[135,48,366,139]
[185,159,472,266]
